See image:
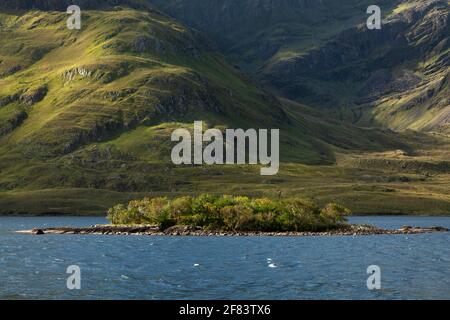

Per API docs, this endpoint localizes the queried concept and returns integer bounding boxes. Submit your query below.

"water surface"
[0,216,449,299]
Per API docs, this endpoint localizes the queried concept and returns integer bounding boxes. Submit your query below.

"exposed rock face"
[0,65,22,78]
[62,67,93,81]
[20,86,48,106]
[0,93,20,107]
[0,110,28,137]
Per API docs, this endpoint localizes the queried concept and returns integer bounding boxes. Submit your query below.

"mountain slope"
[0,4,289,155]
[150,0,396,72]
[0,1,449,215]
[265,0,449,133]
[151,0,449,133]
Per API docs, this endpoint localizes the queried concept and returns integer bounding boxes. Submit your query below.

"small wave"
[267,258,277,268]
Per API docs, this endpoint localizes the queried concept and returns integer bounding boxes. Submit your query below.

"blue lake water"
[0,216,449,300]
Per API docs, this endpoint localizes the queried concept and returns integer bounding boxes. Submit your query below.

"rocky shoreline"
[16,224,449,237]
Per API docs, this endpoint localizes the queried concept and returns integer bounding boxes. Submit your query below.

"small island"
[17,195,449,236]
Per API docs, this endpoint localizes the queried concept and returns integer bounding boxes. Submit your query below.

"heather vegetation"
[107,194,350,231]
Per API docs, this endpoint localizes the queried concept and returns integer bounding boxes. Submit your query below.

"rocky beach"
[16,224,449,237]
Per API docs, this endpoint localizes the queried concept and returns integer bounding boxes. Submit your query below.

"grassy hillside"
[0,1,449,215]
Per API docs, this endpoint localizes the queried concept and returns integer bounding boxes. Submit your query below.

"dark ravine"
[16,224,449,237]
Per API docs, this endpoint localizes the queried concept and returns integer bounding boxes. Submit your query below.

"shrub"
[168,196,192,218]
[321,203,351,224]
[140,197,169,224]
[106,194,350,232]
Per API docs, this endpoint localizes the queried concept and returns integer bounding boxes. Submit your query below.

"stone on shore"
[31,228,45,235]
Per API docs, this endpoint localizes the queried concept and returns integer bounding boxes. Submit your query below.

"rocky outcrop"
[0,110,28,136]
[31,228,45,235]
[0,93,20,107]
[19,86,48,106]
[0,65,22,78]
[61,67,94,82]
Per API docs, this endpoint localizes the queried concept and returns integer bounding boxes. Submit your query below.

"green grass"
[1,154,449,216]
